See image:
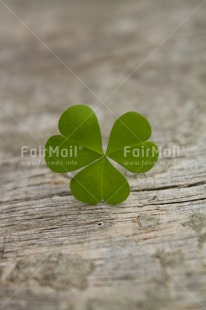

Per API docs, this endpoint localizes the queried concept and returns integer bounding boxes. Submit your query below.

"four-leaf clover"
[45,105,158,204]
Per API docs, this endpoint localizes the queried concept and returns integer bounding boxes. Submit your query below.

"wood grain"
[0,0,206,309]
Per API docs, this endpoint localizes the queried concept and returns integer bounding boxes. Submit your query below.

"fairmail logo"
[21,145,83,158]
[123,145,182,158]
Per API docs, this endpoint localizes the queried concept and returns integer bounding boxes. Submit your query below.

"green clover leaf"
[45,105,159,205]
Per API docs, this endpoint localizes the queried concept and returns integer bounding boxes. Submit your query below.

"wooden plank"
[0,0,206,309]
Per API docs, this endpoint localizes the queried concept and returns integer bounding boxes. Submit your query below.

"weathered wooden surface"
[1,0,206,309]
